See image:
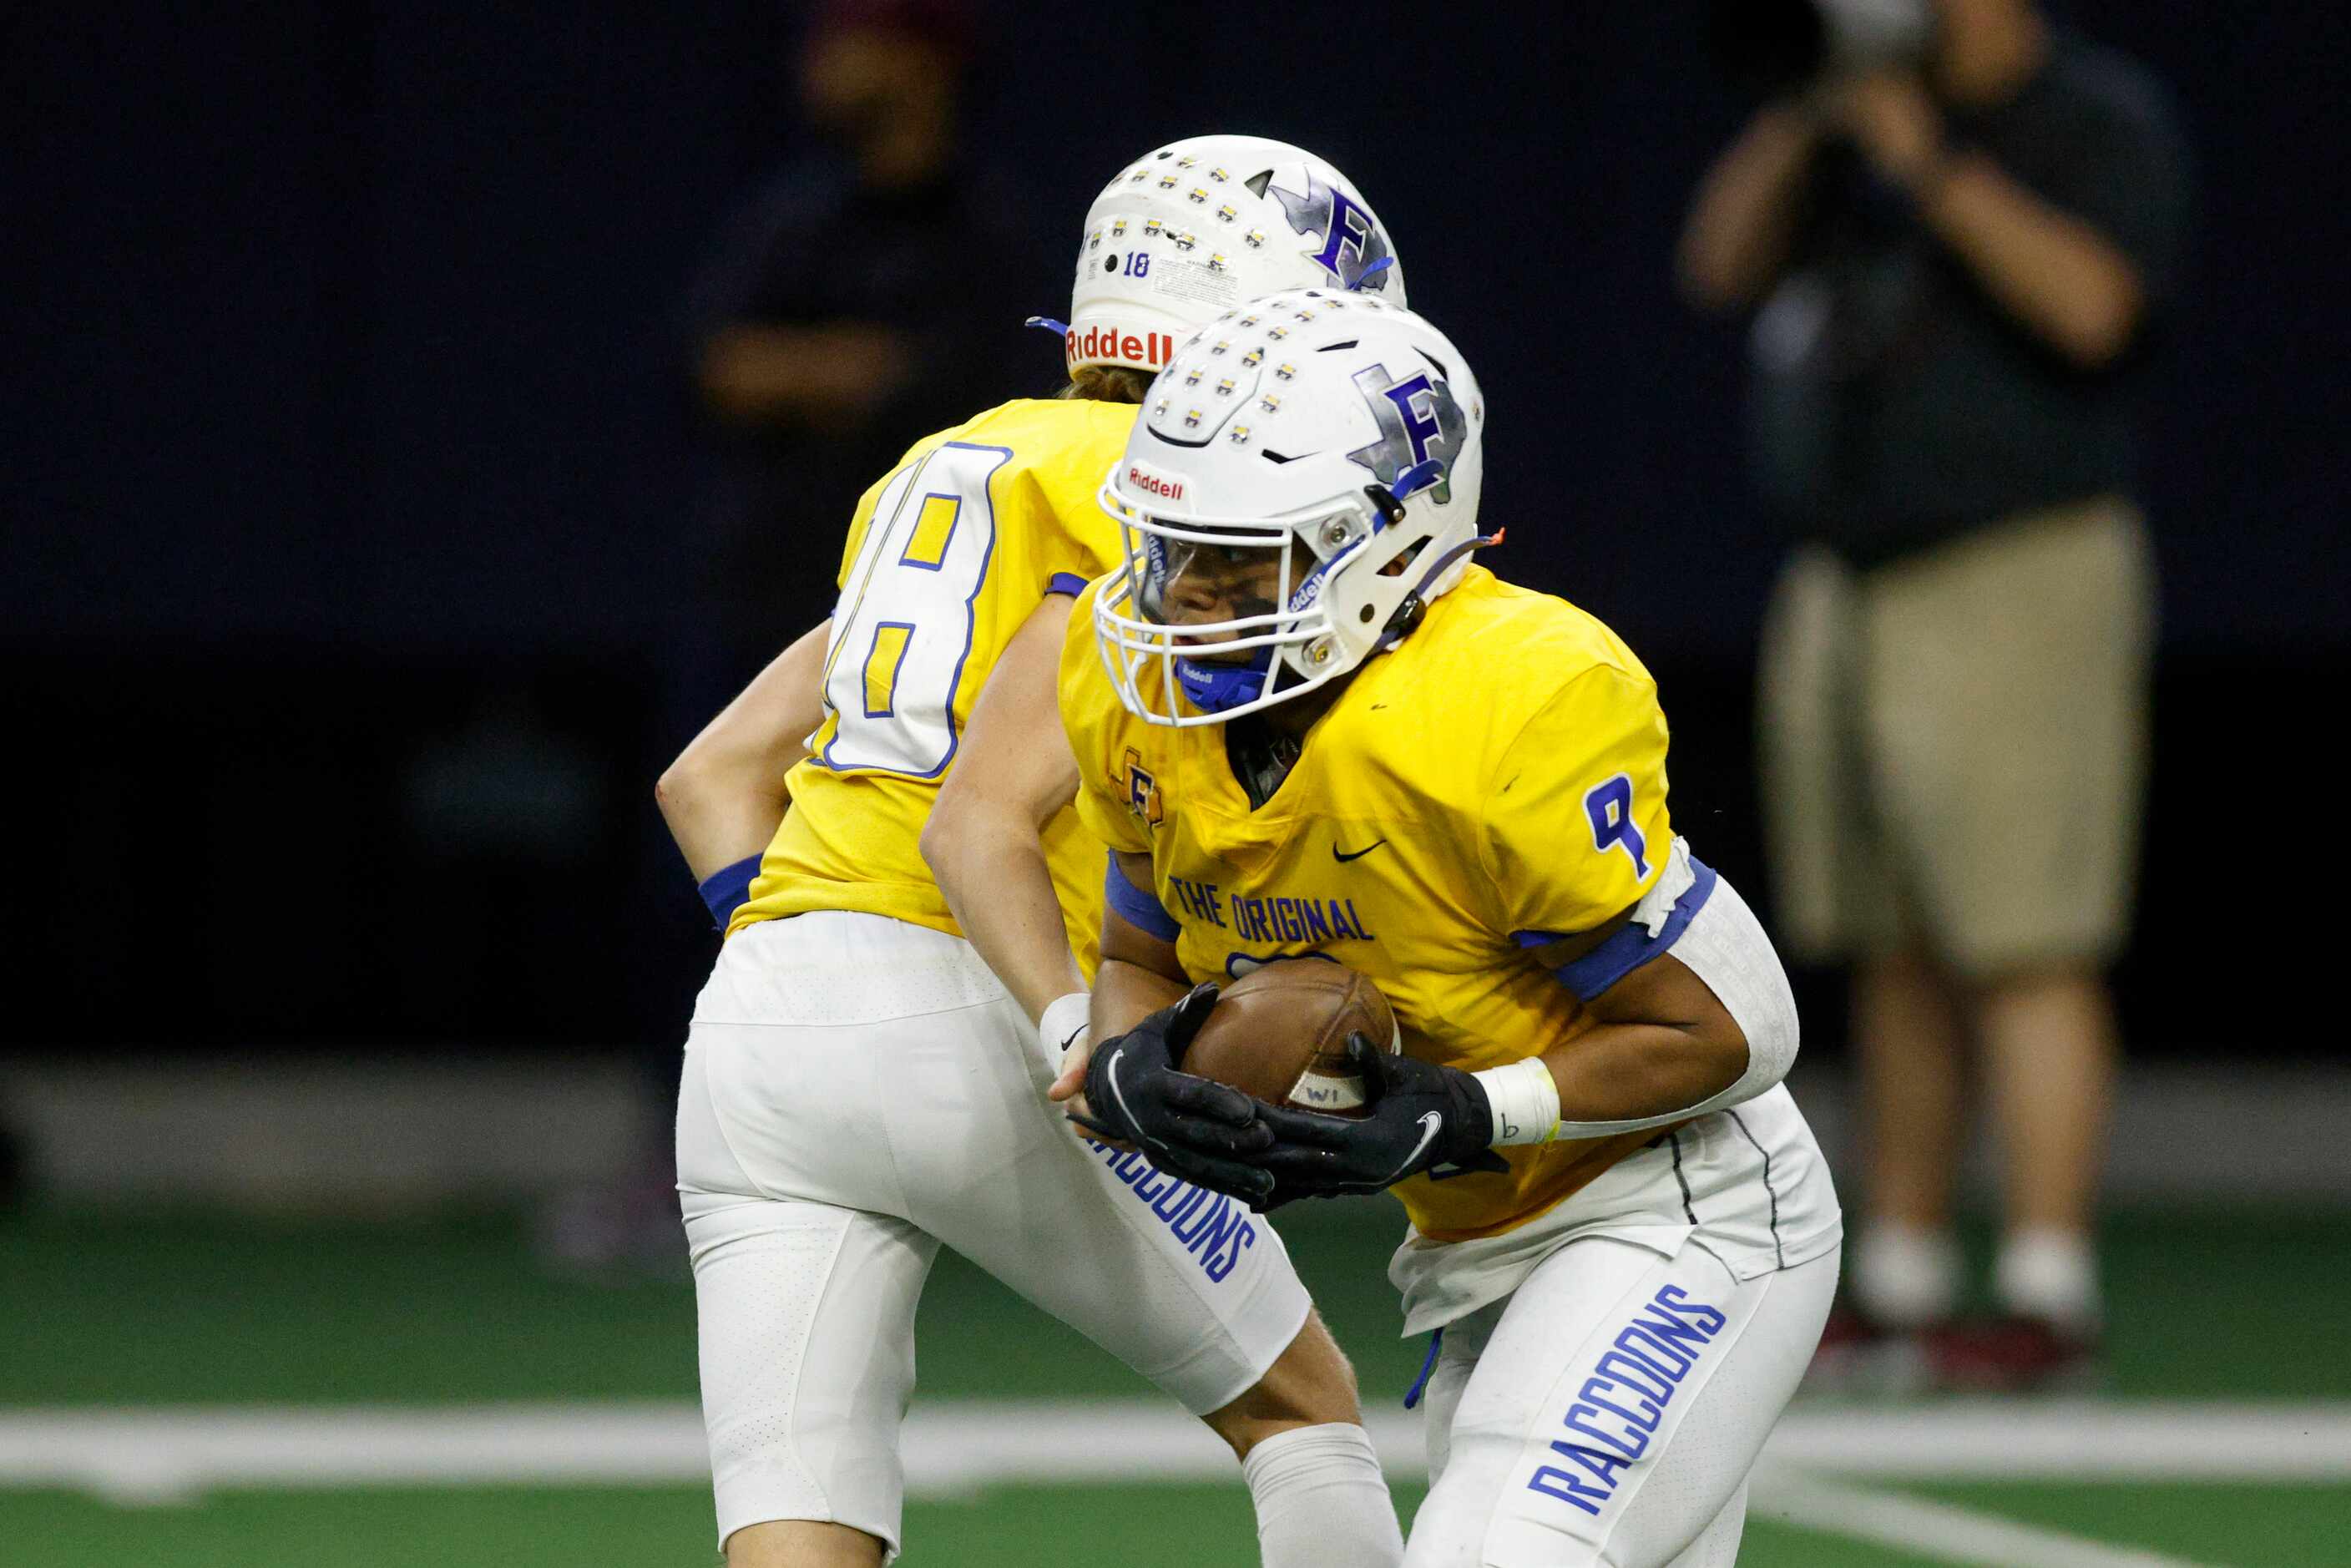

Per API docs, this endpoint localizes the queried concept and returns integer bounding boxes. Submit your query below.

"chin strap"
[1024,315,1070,336]
[1363,459,1444,530]
[1374,528,1506,653]
[1389,458,1444,501]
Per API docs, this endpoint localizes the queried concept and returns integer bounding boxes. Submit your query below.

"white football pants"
[676,912,1312,1558]
[1406,1234,1837,1567]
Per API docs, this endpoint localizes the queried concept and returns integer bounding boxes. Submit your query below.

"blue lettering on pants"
[1086,1141,1257,1282]
[1525,1284,1727,1517]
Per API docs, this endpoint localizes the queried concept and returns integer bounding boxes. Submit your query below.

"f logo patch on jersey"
[1269,174,1394,292]
[1348,364,1468,503]
[1123,748,1164,828]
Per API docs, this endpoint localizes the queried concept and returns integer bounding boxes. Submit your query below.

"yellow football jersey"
[1060,564,1676,1242]
[731,397,1138,968]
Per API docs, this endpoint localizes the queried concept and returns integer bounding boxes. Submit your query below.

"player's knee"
[1204,1308,1362,1456]
[724,1518,887,1568]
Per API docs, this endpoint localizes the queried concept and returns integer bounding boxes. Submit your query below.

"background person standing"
[1680,0,2190,1388]
[548,0,1041,1272]
[683,0,1034,675]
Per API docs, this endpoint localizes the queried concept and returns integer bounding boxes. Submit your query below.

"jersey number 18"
[817,442,1009,778]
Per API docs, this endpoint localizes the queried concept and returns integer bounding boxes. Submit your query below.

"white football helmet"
[1044,134,1406,375]
[1094,291,1489,726]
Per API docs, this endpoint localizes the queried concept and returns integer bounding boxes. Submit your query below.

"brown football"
[1181,960,1400,1118]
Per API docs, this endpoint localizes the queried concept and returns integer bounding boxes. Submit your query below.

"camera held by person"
[1708,0,1934,99]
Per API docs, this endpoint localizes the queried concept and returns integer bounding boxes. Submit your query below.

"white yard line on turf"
[1755,1466,2218,1568]
[0,1405,715,1506]
[0,1399,2343,1507]
[1767,1399,2351,1480]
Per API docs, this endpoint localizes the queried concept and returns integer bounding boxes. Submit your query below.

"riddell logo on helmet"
[1069,325,1177,368]
[1125,463,1186,502]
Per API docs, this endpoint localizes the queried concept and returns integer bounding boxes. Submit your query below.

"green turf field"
[5,1480,2058,1567]
[4,1204,2348,1565]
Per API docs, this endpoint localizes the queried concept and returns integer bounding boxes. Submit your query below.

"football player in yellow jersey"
[1043,294,1843,1567]
[657,139,1415,1568]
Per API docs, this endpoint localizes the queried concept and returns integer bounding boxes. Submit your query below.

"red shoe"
[1802,1302,1933,1396]
[1927,1313,2103,1393]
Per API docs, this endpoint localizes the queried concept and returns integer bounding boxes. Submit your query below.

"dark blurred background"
[4,0,2342,1072]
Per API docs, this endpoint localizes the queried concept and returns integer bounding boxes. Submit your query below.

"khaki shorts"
[1757,497,2155,979]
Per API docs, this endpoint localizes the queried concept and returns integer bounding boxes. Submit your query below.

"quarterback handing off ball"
[1184,960,1401,1117]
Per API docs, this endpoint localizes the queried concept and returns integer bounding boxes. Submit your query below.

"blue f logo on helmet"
[1348,366,1469,503]
[1271,175,1396,292]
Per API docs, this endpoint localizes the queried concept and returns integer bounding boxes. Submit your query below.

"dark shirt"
[683,155,1048,651]
[1746,33,2191,567]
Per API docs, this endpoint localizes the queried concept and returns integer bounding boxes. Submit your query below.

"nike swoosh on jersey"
[1332,838,1389,862]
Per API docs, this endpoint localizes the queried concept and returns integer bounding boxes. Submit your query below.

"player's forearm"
[920,594,1094,1025]
[656,731,805,883]
[1468,1023,1751,1150]
[1541,1024,1747,1127]
[1920,154,2146,368]
[1481,883,1800,1144]
[923,797,1086,1026]
[657,770,793,885]
[656,620,830,883]
[1090,857,1195,1039]
[1090,957,1191,1043]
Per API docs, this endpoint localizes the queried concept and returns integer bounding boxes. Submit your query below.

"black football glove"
[1254,1033,1509,1207]
[1068,984,1277,1206]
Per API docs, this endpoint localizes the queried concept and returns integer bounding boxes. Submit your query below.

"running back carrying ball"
[1183,960,1400,1117]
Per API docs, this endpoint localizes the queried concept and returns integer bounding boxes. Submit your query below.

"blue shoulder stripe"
[1514,857,1719,1000]
[1104,851,1180,941]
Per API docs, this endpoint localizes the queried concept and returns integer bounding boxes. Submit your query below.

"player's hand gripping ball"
[1254,1036,1509,1207]
[1153,958,1509,1208]
[1069,984,1278,1205]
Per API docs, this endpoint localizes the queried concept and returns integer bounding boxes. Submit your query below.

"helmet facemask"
[1094,463,1454,727]
[1091,288,1488,727]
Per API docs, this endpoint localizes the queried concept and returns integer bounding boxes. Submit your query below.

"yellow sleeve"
[1059,583,1153,856]
[1027,403,1133,593]
[1479,664,1674,938]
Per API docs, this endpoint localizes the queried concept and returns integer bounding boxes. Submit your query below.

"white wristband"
[1473,1058,1560,1147]
[1039,992,1092,1073]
